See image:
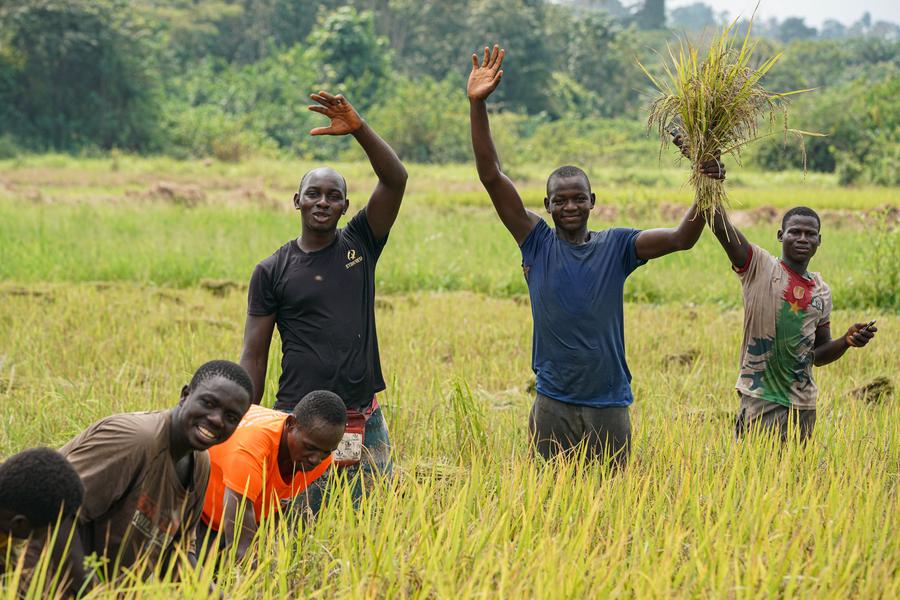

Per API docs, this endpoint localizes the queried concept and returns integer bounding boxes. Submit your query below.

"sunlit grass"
[1,157,897,596]
[0,286,897,597]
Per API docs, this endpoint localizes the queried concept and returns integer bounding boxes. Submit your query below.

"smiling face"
[175,375,251,451]
[293,168,349,234]
[283,416,345,472]
[778,214,821,266]
[544,174,595,235]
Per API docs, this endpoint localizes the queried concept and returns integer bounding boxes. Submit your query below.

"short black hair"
[547,165,591,195]
[298,168,348,195]
[781,206,821,231]
[292,390,347,429]
[189,360,253,399]
[0,448,84,527]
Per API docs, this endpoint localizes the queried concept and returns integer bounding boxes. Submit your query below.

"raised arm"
[635,140,728,260]
[468,45,540,245]
[308,92,407,240]
[240,314,275,405]
[706,204,751,270]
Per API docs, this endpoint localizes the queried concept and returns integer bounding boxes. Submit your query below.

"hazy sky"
[668,1,900,28]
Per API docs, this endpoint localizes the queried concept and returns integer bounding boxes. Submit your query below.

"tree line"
[0,0,896,184]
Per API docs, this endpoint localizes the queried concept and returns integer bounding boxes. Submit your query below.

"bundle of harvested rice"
[639,18,821,219]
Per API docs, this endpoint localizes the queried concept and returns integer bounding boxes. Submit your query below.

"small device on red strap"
[333,409,365,466]
[332,397,379,467]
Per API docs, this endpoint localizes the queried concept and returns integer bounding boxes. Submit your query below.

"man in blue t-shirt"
[467,45,725,464]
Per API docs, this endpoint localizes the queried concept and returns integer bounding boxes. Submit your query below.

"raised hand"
[698,155,726,180]
[467,44,504,101]
[673,132,726,180]
[308,91,363,136]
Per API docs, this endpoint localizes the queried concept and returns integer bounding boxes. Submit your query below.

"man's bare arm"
[468,45,540,245]
[220,488,258,564]
[634,202,705,260]
[706,205,752,270]
[637,138,730,260]
[813,322,878,367]
[308,92,407,240]
[239,314,275,405]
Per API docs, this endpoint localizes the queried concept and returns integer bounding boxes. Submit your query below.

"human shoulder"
[255,241,295,271]
[810,271,832,305]
[735,243,776,278]
[809,269,828,287]
[239,404,287,430]
[248,242,296,315]
[342,208,389,255]
[599,226,641,241]
[63,411,167,456]
[520,218,552,248]
[60,412,169,508]
[227,406,286,453]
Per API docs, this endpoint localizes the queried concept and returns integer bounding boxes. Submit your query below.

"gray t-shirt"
[735,244,832,408]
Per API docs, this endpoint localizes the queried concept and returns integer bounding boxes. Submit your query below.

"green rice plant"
[638,17,822,219]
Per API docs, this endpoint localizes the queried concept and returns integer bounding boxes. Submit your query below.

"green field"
[1,159,898,598]
[1,157,898,309]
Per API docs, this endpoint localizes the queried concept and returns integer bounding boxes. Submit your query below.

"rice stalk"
[638,16,822,219]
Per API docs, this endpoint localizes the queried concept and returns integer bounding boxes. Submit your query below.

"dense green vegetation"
[0,1,897,184]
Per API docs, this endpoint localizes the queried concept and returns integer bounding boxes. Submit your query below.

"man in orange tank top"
[198,390,346,561]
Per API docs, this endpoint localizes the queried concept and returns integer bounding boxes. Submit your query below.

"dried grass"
[639,15,822,219]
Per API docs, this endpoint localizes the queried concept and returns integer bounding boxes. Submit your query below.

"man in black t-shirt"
[240,91,407,510]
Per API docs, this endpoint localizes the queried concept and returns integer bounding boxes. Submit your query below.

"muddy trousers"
[529,392,631,467]
[734,393,816,442]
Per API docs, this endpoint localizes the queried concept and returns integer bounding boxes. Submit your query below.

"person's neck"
[277,426,295,482]
[556,226,590,245]
[298,226,337,253]
[781,255,810,276]
[168,407,193,464]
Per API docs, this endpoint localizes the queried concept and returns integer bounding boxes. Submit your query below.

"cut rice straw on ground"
[638,15,823,221]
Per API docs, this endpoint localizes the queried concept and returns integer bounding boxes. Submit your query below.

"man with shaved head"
[468,45,725,465]
[240,91,407,511]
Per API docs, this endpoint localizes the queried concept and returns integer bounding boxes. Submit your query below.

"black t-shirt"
[248,210,387,411]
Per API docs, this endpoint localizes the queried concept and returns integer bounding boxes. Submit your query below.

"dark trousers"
[734,393,816,442]
[529,392,631,466]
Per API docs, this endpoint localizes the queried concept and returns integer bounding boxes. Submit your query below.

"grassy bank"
[0,198,895,310]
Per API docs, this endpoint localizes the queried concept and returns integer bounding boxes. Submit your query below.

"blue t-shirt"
[520,220,646,407]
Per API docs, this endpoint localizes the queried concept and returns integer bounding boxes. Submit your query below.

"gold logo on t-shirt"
[793,285,805,300]
[345,248,363,269]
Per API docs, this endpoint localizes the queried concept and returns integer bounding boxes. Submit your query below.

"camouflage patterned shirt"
[735,244,832,409]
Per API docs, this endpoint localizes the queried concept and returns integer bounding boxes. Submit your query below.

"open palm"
[308,91,363,136]
[467,45,504,101]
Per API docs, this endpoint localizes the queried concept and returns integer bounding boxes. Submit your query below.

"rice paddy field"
[1,156,898,598]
